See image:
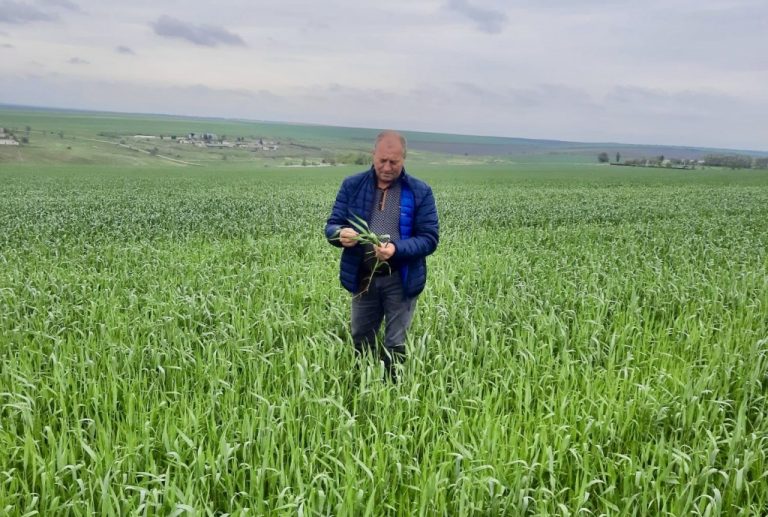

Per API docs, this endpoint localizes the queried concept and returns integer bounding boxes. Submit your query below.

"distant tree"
[58,131,64,139]
[20,136,29,144]
[149,147,159,156]
[598,152,609,163]
[321,152,335,165]
[25,125,31,135]
[616,152,621,163]
[754,157,768,169]
[703,154,752,169]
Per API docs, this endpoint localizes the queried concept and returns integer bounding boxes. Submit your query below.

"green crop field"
[1,110,768,514]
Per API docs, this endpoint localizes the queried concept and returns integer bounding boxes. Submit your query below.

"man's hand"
[374,242,396,261]
[338,227,359,247]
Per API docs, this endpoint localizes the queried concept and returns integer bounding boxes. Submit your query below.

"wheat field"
[1,164,767,515]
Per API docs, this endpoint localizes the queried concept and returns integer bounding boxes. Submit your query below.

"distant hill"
[399,134,768,161]
[1,104,766,163]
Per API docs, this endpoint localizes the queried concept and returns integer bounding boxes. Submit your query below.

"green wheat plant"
[334,213,391,296]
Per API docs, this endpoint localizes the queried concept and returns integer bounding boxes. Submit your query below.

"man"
[325,130,439,381]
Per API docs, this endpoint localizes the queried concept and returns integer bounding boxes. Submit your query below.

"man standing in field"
[326,130,439,381]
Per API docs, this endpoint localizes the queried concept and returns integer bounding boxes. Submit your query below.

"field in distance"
[4,105,766,169]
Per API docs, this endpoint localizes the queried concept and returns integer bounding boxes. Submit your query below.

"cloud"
[0,74,278,123]
[444,0,507,34]
[1,43,14,48]
[39,0,80,12]
[0,0,56,24]
[444,82,598,112]
[151,15,246,47]
[115,45,134,55]
[68,56,88,64]
[603,85,757,120]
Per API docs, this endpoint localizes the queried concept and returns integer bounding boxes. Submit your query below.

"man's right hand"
[338,227,359,247]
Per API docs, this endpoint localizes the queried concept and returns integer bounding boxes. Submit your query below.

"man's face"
[373,136,405,187]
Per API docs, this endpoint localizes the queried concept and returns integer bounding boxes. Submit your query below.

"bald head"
[374,130,407,159]
[372,130,406,188]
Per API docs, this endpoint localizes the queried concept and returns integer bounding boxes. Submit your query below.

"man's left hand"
[374,242,396,261]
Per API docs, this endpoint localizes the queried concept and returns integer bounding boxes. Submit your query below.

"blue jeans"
[351,274,417,354]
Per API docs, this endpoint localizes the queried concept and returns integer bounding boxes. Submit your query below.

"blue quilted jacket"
[325,167,439,298]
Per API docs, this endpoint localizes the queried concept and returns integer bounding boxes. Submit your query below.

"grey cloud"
[450,82,597,110]
[603,3,768,72]
[0,0,56,24]
[444,0,507,34]
[452,82,509,104]
[454,82,492,97]
[116,45,134,55]
[597,84,768,149]
[0,75,284,123]
[1,43,14,48]
[603,85,756,119]
[606,85,729,109]
[151,15,246,47]
[68,56,88,64]
[521,84,596,107]
[607,85,672,104]
[39,0,80,12]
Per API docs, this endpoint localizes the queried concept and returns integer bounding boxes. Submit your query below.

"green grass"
[1,162,767,515]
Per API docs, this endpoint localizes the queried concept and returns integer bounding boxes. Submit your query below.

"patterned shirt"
[361,178,401,275]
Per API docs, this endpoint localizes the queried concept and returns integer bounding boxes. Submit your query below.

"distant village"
[131,132,280,151]
[0,127,21,146]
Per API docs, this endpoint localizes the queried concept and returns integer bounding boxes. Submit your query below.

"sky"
[1,0,766,150]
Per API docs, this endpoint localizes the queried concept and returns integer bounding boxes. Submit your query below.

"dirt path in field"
[81,138,203,166]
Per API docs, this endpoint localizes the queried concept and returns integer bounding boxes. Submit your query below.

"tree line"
[701,154,768,169]
[599,152,768,170]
